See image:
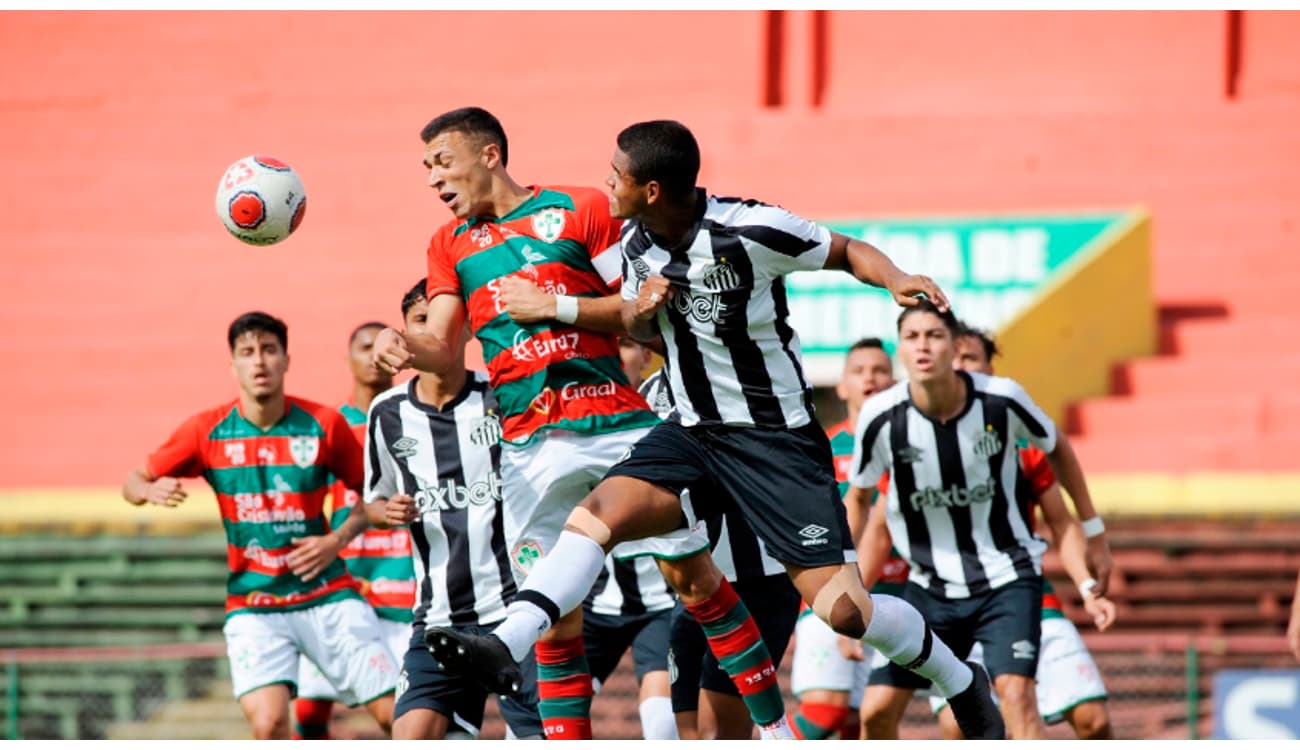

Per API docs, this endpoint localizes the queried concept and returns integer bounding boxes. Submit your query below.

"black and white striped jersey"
[639,368,787,583]
[364,372,515,628]
[621,191,831,430]
[849,371,1056,599]
[586,555,675,617]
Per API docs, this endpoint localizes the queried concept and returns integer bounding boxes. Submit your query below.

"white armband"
[1080,516,1106,538]
[554,295,579,324]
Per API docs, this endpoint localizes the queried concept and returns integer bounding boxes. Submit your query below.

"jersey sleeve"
[426,221,462,299]
[144,413,206,479]
[1019,446,1057,496]
[737,204,833,276]
[323,410,365,494]
[574,187,625,291]
[364,402,400,504]
[849,406,893,489]
[995,377,1058,453]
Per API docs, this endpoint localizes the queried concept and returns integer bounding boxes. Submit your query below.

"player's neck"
[486,175,533,220]
[350,382,384,415]
[845,407,860,431]
[910,373,967,424]
[414,367,467,411]
[241,392,287,430]
[642,190,700,249]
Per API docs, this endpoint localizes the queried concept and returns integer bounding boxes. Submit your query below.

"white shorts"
[501,426,652,586]
[610,485,709,561]
[223,597,399,706]
[928,616,1106,723]
[790,612,873,708]
[298,616,410,702]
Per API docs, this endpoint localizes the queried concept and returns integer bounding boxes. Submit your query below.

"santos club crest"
[531,209,566,243]
[288,437,319,468]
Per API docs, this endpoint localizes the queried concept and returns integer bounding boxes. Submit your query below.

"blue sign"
[1213,669,1300,739]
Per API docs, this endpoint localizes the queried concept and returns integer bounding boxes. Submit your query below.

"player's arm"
[1288,569,1300,661]
[824,232,950,311]
[857,499,894,590]
[361,399,417,530]
[373,293,466,376]
[623,276,672,343]
[1037,482,1115,631]
[122,467,187,507]
[1045,432,1114,597]
[497,277,627,333]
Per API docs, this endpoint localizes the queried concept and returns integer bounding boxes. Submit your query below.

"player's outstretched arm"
[825,232,950,311]
[122,468,187,508]
[373,294,466,377]
[1045,433,1114,597]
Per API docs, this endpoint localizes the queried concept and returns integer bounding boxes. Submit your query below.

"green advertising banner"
[791,213,1124,385]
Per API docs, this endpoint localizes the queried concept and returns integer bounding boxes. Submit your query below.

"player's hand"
[499,276,556,324]
[144,477,187,507]
[1287,610,1300,661]
[288,533,344,582]
[385,494,418,527]
[634,276,673,322]
[1084,536,1114,598]
[372,327,414,376]
[887,274,950,312]
[1082,594,1117,632]
[838,634,866,661]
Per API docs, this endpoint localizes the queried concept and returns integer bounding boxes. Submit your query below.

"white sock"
[638,695,678,739]
[493,530,607,662]
[861,593,972,699]
[758,714,795,740]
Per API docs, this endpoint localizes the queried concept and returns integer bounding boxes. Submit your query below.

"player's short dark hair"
[956,321,1000,361]
[616,120,700,201]
[420,107,509,167]
[348,321,387,345]
[897,299,960,338]
[848,337,887,355]
[228,311,287,352]
[401,278,428,318]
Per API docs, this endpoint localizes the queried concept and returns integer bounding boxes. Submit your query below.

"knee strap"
[810,565,874,637]
[566,506,612,547]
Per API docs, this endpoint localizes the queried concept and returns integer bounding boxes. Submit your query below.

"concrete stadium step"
[1161,315,1300,356]
[1071,393,1300,436]
[106,687,248,741]
[1114,355,1300,396]
[1070,432,1300,471]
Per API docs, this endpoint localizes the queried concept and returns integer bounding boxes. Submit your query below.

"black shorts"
[604,420,852,569]
[868,577,1044,688]
[394,624,543,738]
[582,606,673,684]
[667,573,801,713]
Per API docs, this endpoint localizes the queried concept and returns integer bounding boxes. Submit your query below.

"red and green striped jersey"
[426,185,658,444]
[828,420,907,596]
[145,396,364,618]
[329,402,416,623]
[1020,445,1065,619]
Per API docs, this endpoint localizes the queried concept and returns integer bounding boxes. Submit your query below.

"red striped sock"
[685,579,785,726]
[791,701,849,739]
[292,697,332,740]
[535,637,593,739]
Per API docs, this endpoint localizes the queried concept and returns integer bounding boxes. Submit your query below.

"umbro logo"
[1012,639,1037,660]
[898,446,924,464]
[391,436,418,459]
[798,524,830,547]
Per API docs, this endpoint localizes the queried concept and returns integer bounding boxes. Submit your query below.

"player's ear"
[644,180,660,206]
[481,141,502,170]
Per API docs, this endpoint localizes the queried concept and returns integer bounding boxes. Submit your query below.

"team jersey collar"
[637,186,709,255]
[907,369,976,428]
[407,371,479,415]
[461,185,568,228]
[233,397,296,434]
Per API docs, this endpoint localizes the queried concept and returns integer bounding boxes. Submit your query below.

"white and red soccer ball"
[215,155,306,245]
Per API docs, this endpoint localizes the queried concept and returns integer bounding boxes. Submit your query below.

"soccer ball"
[215,155,307,245]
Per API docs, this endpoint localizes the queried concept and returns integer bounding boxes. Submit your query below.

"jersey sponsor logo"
[511,540,543,575]
[701,260,742,291]
[347,530,411,554]
[241,538,290,571]
[531,208,566,243]
[973,427,1003,458]
[411,472,503,513]
[391,436,418,459]
[224,442,247,466]
[798,523,830,546]
[908,479,997,512]
[671,287,728,325]
[233,492,308,524]
[257,445,277,464]
[560,381,616,401]
[470,225,495,249]
[288,437,319,468]
[511,329,582,363]
[529,388,555,416]
[366,578,418,596]
[468,414,502,447]
[1012,639,1037,660]
[520,243,548,264]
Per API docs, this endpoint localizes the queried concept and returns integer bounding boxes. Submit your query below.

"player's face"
[606,148,648,220]
[897,312,956,384]
[953,335,993,375]
[424,130,495,220]
[349,326,392,389]
[618,337,653,390]
[230,331,288,401]
[836,346,895,415]
[404,298,432,336]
